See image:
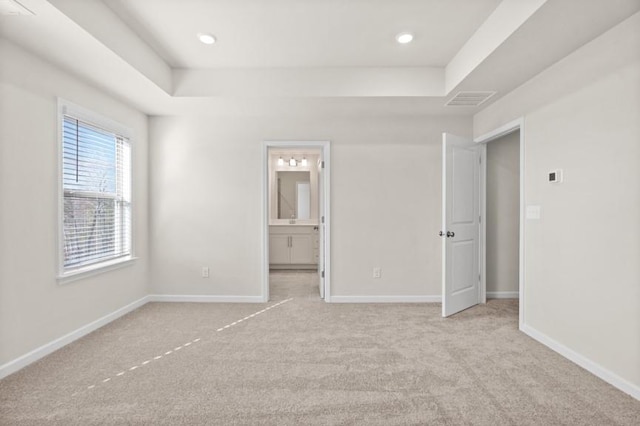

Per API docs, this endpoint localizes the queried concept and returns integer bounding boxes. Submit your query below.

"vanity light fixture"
[197,33,216,45]
[277,155,311,167]
[396,32,414,44]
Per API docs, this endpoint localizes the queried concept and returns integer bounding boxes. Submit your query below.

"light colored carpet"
[1,271,638,425]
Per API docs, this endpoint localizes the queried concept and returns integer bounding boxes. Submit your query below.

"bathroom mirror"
[277,171,310,219]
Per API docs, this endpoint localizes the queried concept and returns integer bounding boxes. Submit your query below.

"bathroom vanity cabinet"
[269,225,319,268]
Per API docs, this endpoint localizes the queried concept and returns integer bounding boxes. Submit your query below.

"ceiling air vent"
[445,91,496,107]
[0,0,34,16]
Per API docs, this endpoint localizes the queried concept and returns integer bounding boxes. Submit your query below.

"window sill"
[57,256,138,285]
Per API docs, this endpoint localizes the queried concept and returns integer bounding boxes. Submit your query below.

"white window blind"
[62,115,131,271]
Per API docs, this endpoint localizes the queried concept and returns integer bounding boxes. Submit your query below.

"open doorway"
[262,142,330,303]
[485,131,520,300]
[477,118,525,328]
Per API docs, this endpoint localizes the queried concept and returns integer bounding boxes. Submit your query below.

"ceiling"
[104,0,501,68]
[1,0,639,117]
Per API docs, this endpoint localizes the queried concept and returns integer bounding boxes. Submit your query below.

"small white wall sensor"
[548,169,563,183]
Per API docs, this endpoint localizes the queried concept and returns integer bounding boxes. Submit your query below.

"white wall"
[149,115,471,299]
[474,13,640,393]
[0,40,149,367]
[486,131,520,294]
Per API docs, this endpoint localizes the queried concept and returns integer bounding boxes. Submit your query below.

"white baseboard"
[0,295,149,380]
[330,295,441,303]
[487,291,519,299]
[149,294,264,303]
[521,324,640,401]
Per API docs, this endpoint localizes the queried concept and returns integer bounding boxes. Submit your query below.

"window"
[59,101,132,278]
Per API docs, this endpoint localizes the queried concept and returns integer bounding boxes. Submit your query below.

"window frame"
[57,99,136,282]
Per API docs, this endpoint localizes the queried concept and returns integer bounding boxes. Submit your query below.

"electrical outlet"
[202,267,210,278]
[373,267,381,279]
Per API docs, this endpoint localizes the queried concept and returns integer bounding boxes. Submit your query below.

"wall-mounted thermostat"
[548,169,563,183]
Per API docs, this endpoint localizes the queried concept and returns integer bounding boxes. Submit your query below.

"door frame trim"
[475,117,525,329]
[262,140,331,303]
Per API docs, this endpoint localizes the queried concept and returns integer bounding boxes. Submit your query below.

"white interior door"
[317,158,325,298]
[442,133,481,317]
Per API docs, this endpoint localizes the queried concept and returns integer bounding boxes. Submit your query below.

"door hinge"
[322,216,325,223]
[478,274,481,282]
[321,161,325,169]
[321,270,325,278]
[479,215,481,224]
[479,156,482,164]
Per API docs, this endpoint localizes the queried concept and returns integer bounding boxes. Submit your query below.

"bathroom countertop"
[269,221,319,226]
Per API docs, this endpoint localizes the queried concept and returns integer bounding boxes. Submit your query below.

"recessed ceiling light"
[197,33,216,45]
[396,32,414,44]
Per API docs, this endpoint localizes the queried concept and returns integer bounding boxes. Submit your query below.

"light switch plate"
[526,205,541,220]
